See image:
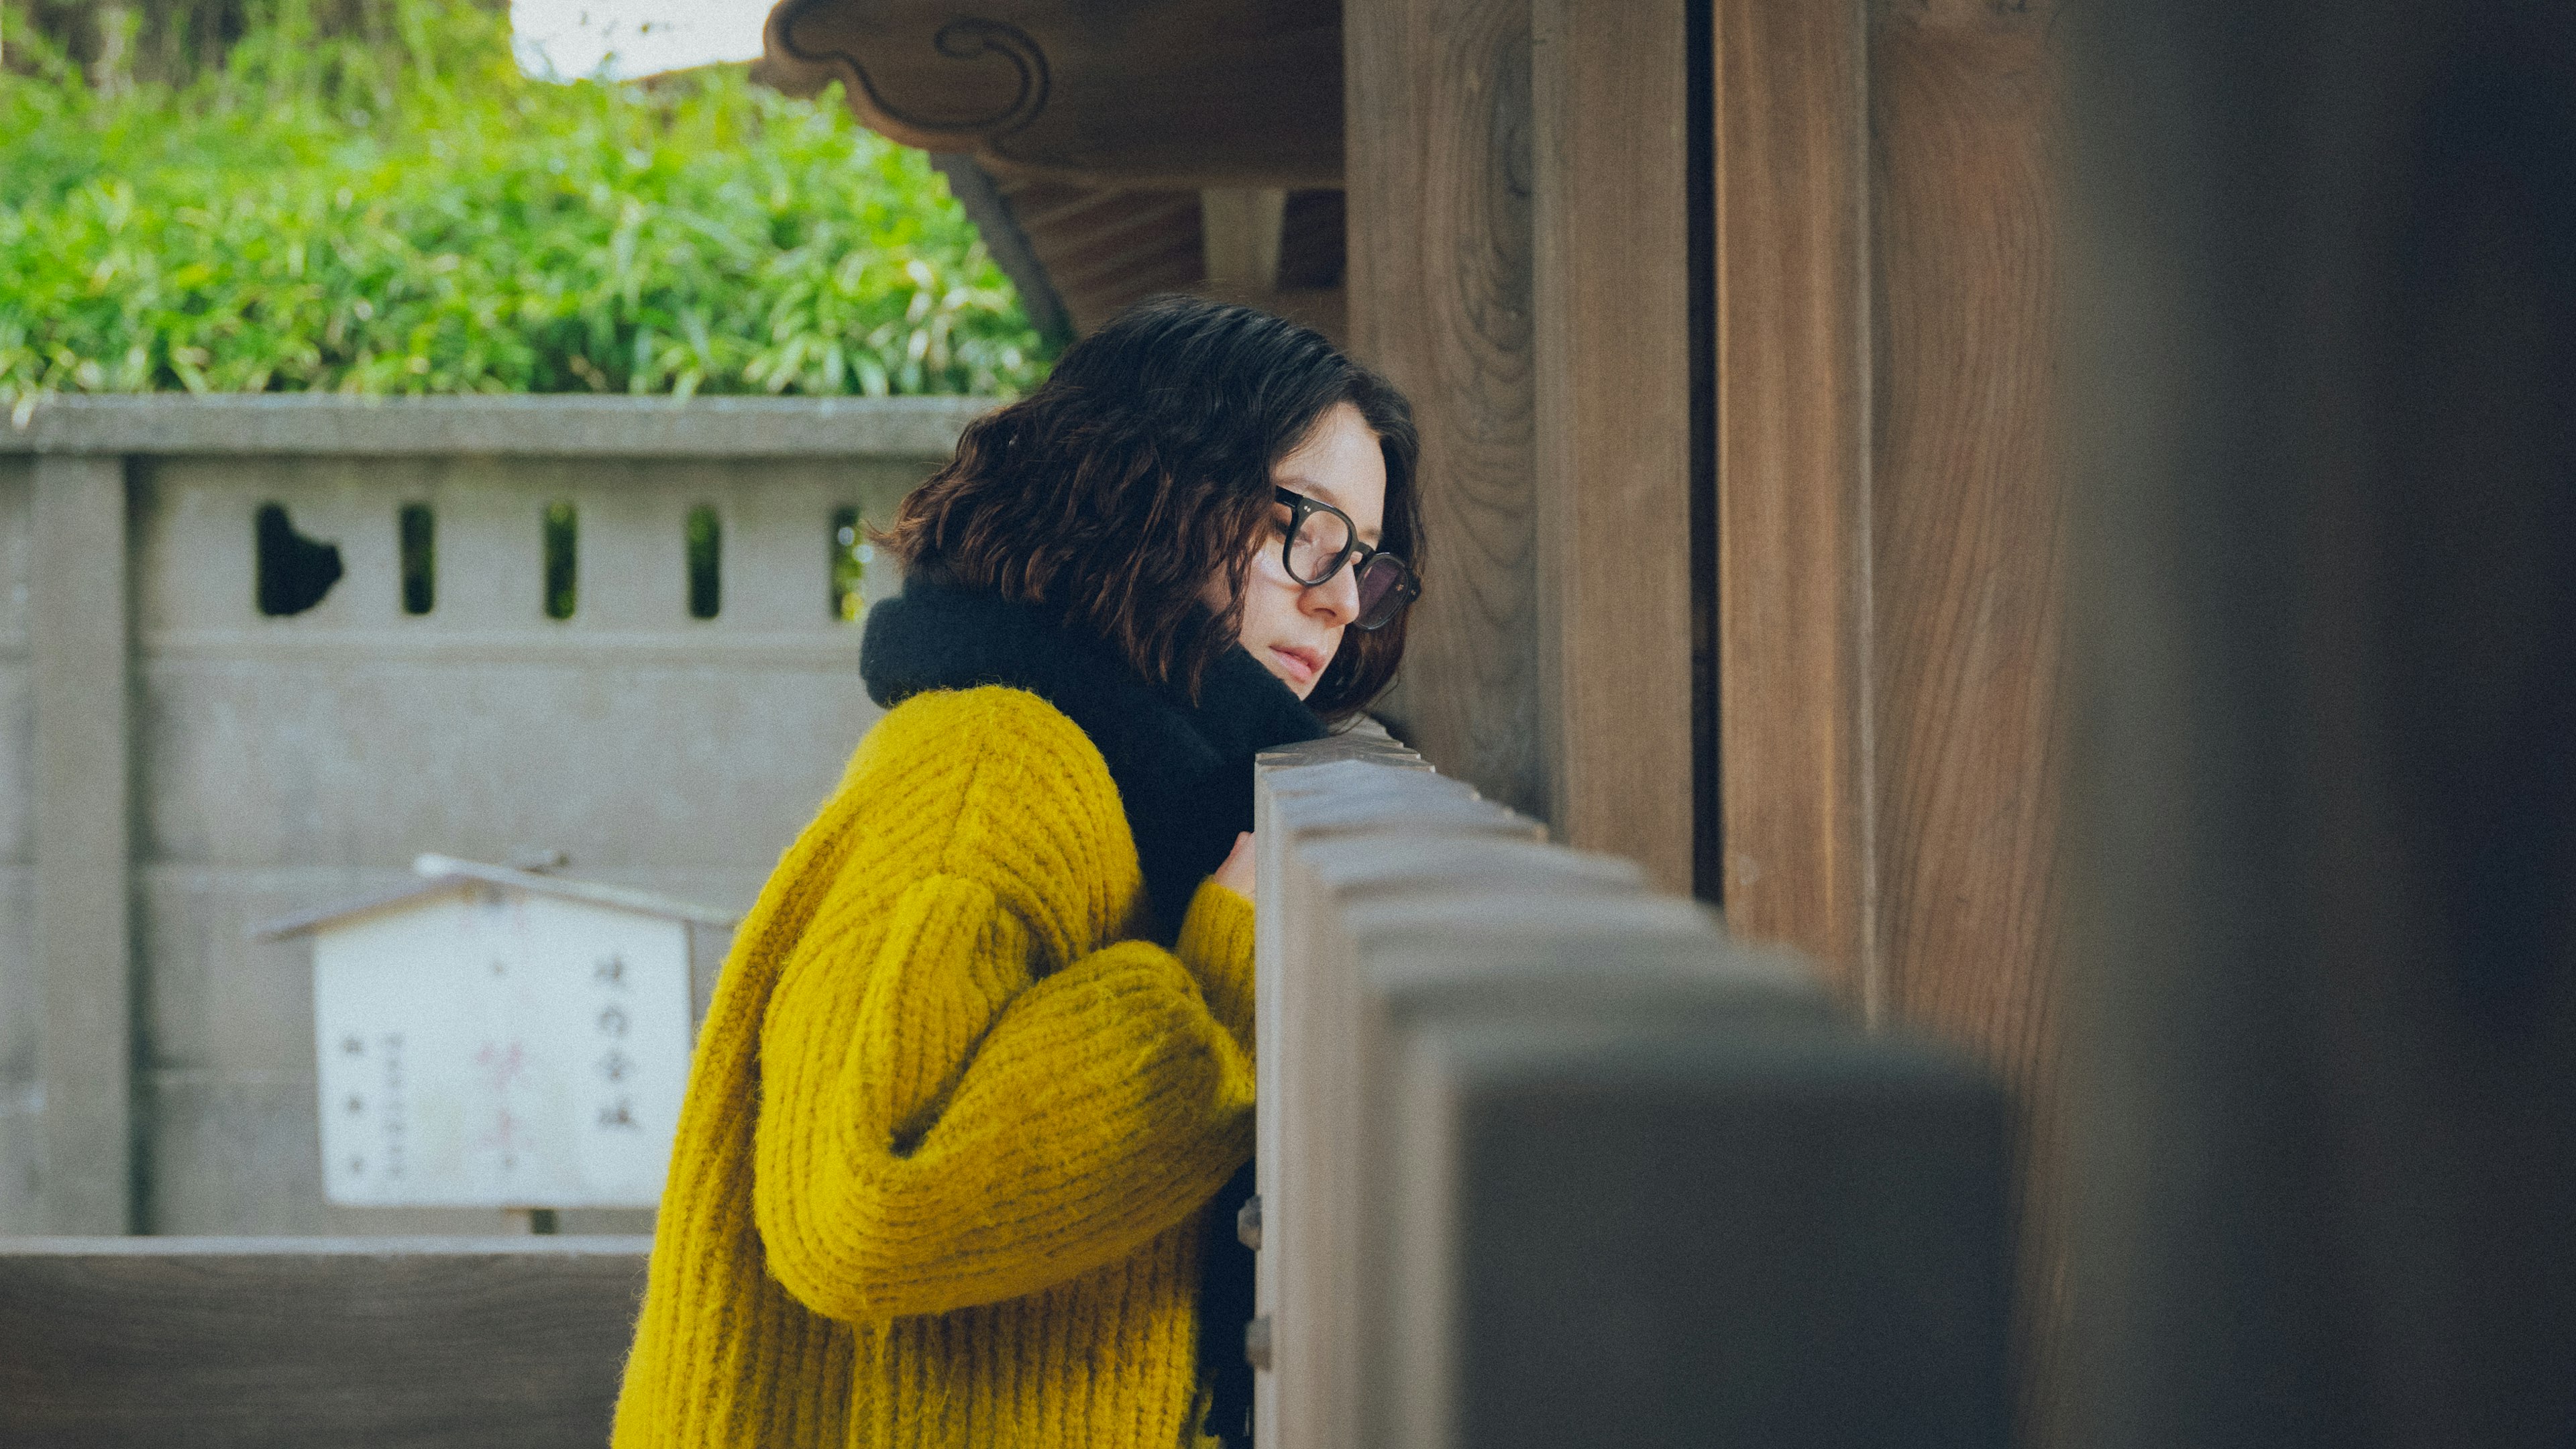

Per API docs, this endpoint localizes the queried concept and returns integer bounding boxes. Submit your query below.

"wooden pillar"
[1529,0,1695,894]
[1713,1,2072,1434]
[1344,0,1540,819]
[1870,4,2071,1439]
[1710,0,2070,1120]
[1872,0,2067,1097]
[30,454,133,1234]
[1710,0,1876,1002]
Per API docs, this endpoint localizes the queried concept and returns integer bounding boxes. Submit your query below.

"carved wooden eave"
[760,0,1343,190]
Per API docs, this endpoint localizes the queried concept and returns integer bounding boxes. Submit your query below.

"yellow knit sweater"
[612,685,1257,1448]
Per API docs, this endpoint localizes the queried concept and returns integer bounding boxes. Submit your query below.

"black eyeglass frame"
[1272,485,1421,631]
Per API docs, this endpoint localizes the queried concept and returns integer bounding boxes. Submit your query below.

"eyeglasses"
[1273,485,1420,631]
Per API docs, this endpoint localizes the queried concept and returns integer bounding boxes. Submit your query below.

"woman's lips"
[1269,644,1323,684]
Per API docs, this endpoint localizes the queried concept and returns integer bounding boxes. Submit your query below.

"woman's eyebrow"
[1278,474,1383,545]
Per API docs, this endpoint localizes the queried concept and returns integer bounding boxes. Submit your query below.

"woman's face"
[1208,400,1389,699]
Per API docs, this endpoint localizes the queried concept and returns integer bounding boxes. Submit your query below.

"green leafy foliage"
[0,0,1052,415]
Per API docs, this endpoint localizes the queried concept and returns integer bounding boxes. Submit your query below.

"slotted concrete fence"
[0,394,987,1236]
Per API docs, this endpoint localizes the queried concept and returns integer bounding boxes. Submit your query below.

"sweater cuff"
[1177,877,1256,1049]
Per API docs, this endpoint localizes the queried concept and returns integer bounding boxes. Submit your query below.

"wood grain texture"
[955,172,1348,342]
[1874,7,2065,1067]
[32,455,132,1234]
[1711,0,1876,1002]
[1345,0,1542,818]
[1714,5,2072,1430]
[0,1238,650,1448]
[1870,4,2070,1441]
[763,0,1342,188]
[1530,0,1695,893]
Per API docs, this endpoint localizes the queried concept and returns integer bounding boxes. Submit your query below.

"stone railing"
[1249,733,2012,1448]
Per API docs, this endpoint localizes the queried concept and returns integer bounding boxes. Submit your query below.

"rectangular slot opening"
[831,506,867,621]
[398,503,435,616]
[543,501,578,620]
[686,504,721,620]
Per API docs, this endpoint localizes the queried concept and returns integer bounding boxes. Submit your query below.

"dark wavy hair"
[877,294,1422,722]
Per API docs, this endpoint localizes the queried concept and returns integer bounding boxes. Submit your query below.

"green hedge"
[0,0,1052,415]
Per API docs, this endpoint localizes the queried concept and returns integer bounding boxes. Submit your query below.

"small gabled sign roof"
[253,854,740,942]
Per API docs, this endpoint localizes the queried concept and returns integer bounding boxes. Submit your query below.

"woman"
[612,295,1422,1449]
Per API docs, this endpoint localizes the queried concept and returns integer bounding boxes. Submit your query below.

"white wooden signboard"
[305,876,700,1209]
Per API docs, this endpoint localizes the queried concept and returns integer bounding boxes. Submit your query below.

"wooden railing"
[1250,735,2012,1448]
[0,1235,648,1448]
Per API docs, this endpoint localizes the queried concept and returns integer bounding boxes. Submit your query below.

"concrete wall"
[0,396,987,1236]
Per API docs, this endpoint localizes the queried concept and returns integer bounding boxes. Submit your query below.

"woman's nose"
[1305,563,1362,626]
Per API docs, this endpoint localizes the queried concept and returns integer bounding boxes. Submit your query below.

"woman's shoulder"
[857,685,1108,794]
[835,687,1139,934]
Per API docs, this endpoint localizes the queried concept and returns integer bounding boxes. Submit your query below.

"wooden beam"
[1193,192,1346,343]
[0,1238,648,1447]
[1530,0,1695,894]
[765,0,1341,189]
[1199,188,1287,292]
[1711,0,1876,1005]
[1345,0,1542,818]
[31,455,131,1234]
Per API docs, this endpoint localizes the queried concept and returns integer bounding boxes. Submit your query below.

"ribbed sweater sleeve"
[752,708,1258,1325]
[1175,879,1255,1050]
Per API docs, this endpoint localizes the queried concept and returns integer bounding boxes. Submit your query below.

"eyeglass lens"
[1287,506,1354,583]
[1354,554,1407,627]
[1288,504,1413,629]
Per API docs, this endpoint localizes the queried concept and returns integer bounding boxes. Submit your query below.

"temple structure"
[746,5,2576,1448]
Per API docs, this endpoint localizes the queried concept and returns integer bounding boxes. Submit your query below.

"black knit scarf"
[859,568,1323,1448]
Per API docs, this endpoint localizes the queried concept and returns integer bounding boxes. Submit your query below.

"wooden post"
[1868,5,2072,1438]
[1710,0,1876,1005]
[30,455,132,1235]
[1251,739,2008,1449]
[1344,0,1542,818]
[1709,9,2074,1428]
[1529,0,1695,894]
[1252,756,1538,1449]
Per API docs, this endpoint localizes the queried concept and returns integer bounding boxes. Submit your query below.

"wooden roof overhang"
[757,0,1348,340]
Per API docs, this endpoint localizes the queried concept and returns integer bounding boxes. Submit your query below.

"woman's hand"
[1212,830,1256,904]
